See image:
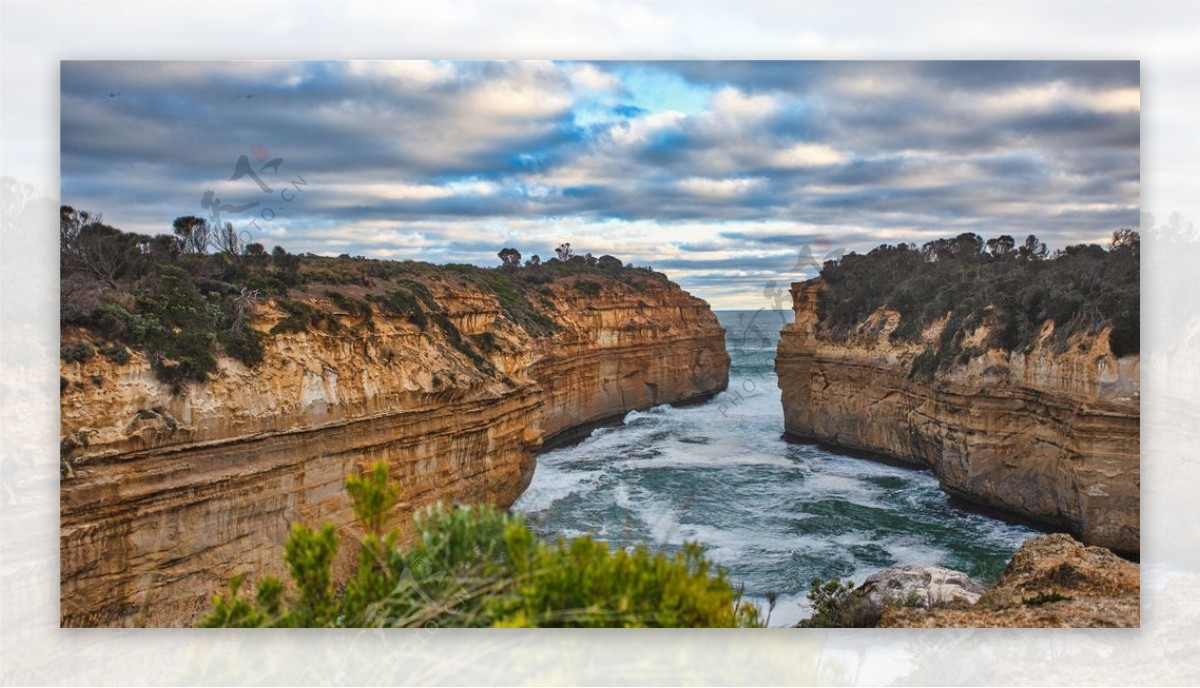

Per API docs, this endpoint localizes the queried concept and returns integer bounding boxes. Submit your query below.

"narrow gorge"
[60,261,728,627]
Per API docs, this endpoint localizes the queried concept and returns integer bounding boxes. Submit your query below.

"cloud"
[60,60,1139,308]
[565,63,622,92]
[770,143,847,168]
[676,177,765,198]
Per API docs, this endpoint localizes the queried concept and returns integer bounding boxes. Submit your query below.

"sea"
[511,310,1040,626]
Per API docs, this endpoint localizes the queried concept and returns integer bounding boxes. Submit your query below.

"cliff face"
[60,273,728,627]
[776,280,1139,554]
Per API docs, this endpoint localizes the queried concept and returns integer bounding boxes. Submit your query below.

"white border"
[3,1,1199,684]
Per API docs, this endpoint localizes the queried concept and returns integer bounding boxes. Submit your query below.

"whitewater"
[513,310,1039,626]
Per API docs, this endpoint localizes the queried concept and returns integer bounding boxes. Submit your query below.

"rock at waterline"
[879,533,1140,628]
[858,565,986,608]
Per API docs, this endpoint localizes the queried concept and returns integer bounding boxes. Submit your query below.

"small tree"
[229,287,260,334]
[597,255,623,270]
[210,221,244,261]
[59,208,127,288]
[60,206,99,255]
[986,235,1015,258]
[1110,228,1139,253]
[1018,234,1048,261]
[172,215,210,254]
[498,247,522,268]
[244,242,268,265]
[526,254,541,267]
[555,242,573,261]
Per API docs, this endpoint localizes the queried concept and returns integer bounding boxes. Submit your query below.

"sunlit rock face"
[776,280,1139,555]
[878,533,1139,628]
[59,274,728,627]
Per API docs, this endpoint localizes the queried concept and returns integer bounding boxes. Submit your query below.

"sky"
[60,60,1139,309]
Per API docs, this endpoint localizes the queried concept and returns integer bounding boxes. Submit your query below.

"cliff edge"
[775,235,1139,555]
[60,253,728,626]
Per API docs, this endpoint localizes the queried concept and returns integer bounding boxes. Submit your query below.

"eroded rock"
[775,279,1139,553]
[60,274,729,627]
[880,533,1139,628]
[859,565,985,608]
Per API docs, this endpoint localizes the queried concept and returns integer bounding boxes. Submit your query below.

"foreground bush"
[200,463,760,628]
[796,577,882,628]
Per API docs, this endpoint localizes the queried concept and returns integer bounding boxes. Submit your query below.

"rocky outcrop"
[879,533,1139,627]
[859,565,985,609]
[60,272,728,627]
[776,280,1139,553]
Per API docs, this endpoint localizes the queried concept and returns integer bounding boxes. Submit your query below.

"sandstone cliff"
[60,268,728,627]
[776,279,1139,554]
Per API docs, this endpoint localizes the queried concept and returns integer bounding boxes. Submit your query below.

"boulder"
[858,564,985,608]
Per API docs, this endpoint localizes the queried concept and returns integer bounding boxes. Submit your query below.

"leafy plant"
[200,462,761,628]
[98,342,131,365]
[798,577,882,628]
[574,279,602,297]
[60,341,95,363]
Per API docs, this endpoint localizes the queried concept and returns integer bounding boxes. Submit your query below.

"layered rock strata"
[776,280,1139,553]
[60,274,728,627]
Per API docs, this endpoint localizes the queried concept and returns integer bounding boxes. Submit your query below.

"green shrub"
[270,298,327,335]
[797,577,882,628]
[574,279,602,297]
[98,342,131,365]
[815,230,1140,373]
[201,462,760,628]
[456,267,559,337]
[60,341,95,363]
[220,328,266,368]
[367,287,428,329]
[325,290,371,318]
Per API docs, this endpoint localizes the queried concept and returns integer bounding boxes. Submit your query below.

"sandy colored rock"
[859,565,985,608]
[60,275,728,627]
[880,533,1139,627]
[776,279,1139,553]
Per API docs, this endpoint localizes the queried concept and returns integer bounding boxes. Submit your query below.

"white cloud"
[359,182,455,201]
[565,63,621,92]
[465,62,572,118]
[973,81,1141,115]
[709,86,777,123]
[608,110,688,146]
[770,142,847,168]
[676,176,765,198]
[329,179,499,202]
[345,60,457,88]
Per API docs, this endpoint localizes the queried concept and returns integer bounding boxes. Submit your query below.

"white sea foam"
[513,315,1041,626]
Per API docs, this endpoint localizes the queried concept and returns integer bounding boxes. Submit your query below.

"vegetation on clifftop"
[60,207,669,390]
[200,462,761,628]
[815,230,1139,376]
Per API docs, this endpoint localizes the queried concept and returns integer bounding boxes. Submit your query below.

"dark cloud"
[60,60,1139,308]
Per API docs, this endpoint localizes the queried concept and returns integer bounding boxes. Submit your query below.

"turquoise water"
[512,310,1040,626]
